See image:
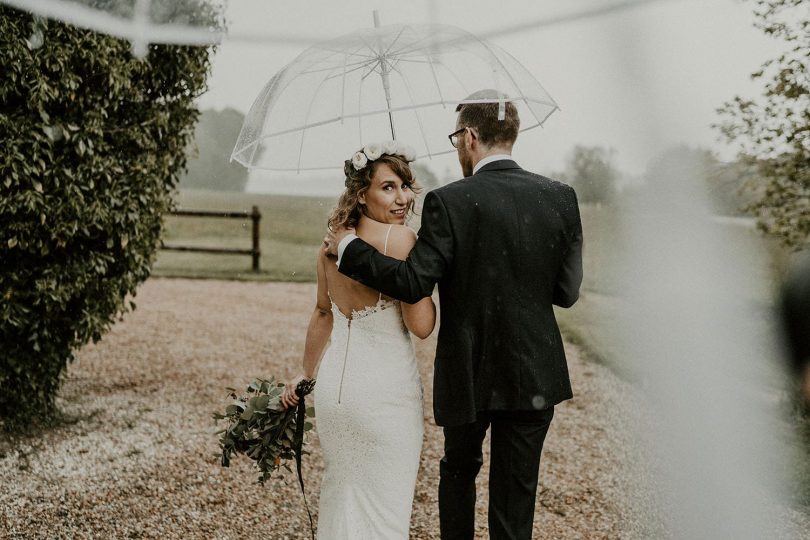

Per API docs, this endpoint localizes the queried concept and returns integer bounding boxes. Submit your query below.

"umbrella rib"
[391,64,433,158]
[295,75,335,173]
[389,58,440,65]
[484,43,560,114]
[474,37,536,117]
[361,59,383,81]
[322,61,379,82]
[456,96,558,108]
[297,57,379,76]
[357,76,364,143]
[290,43,375,80]
[358,35,382,59]
[435,59,471,99]
[247,97,554,140]
[389,32,473,58]
[236,95,555,170]
[340,51,349,124]
[424,51,447,110]
[385,32,442,57]
[312,43,377,60]
[380,26,409,59]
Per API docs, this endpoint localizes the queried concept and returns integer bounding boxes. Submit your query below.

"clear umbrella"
[231,15,560,172]
[0,0,226,55]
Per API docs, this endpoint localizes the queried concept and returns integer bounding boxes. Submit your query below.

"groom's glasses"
[448,127,467,149]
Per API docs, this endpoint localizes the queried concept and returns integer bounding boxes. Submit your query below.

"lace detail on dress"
[330,297,400,322]
[351,298,398,320]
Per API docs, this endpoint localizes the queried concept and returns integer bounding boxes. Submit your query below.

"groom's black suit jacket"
[340,159,583,426]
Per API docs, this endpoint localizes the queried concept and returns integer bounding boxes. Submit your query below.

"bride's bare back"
[318,215,435,338]
[323,217,407,318]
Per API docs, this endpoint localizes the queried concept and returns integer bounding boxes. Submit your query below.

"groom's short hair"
[455,89,520,148]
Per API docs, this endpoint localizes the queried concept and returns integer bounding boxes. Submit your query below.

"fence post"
[251,205,261,272]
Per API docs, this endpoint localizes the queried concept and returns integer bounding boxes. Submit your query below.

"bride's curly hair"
[328,153,422,231]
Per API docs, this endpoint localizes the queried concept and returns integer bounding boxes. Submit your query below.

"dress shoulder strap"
[379,225,394,302]
[383,224,393,256]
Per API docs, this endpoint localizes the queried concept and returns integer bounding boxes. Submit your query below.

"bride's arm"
[281,250,333,408]
[386,226,436,339]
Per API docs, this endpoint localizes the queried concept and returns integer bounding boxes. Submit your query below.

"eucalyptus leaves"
[213,377,315,485]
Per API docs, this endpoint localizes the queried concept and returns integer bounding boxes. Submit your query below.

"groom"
[327,89,583,539]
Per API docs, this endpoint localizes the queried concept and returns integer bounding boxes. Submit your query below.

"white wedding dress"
[313,232,424,539]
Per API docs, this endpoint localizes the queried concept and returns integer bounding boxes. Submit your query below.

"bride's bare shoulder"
[383,225,417,260]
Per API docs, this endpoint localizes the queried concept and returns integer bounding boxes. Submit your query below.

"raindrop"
[43,125,64,142]
[27,29,44,50]
[131,39,148,59]
[531,395,546,410]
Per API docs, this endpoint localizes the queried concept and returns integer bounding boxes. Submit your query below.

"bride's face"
[359,162,414,225]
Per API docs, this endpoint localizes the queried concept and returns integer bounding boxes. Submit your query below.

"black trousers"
[438,407,555,540]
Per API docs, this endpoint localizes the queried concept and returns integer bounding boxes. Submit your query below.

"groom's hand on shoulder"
[323,226,356,257]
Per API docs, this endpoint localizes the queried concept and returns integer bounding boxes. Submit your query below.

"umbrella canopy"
[0,0,226,54]
[232,21,559,172]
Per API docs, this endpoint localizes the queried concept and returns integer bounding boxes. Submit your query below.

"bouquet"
[213,377,316,484]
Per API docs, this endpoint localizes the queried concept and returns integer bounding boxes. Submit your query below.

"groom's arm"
[338,190,453,304]
[553,187,584,308]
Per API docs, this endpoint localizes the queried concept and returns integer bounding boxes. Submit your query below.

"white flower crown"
[351,140,417,171]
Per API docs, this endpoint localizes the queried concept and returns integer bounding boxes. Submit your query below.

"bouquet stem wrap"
[294,379,316,540]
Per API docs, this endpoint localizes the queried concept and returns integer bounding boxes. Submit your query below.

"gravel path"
[0,279,806,539]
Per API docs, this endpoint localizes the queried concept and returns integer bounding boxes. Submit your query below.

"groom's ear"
[466,126,479,149]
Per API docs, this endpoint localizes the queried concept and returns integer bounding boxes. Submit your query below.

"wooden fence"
[160,206,262,272]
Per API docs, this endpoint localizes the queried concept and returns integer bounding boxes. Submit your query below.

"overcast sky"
[197,0,784,195]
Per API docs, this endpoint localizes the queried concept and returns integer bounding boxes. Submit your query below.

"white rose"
[382,140,399,155]
[352,151,368,170]
[401,145,417,162]
[363,142,383,161]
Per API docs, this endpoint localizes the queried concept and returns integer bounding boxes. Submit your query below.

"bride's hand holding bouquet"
[212,376,315,484]
[281,373,313,409]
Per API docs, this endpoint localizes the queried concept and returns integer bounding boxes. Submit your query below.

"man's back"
[426,160,582,425]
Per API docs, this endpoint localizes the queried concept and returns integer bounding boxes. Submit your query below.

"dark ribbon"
[293,379,316,540]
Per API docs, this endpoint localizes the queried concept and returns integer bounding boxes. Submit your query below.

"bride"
[281,142,436,539]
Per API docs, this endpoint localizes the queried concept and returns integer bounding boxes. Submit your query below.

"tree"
[563,145,619,205]
[180,108,249,192]
[704,158,759,217]
[715,0,809,248]
[0,5,219,429]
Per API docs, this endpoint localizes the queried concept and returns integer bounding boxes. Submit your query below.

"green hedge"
[0,6,218,428]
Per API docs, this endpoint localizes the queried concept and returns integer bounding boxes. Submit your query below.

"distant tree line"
[556,144,756,217]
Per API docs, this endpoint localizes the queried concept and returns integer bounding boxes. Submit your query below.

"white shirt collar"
[473,154,514,175]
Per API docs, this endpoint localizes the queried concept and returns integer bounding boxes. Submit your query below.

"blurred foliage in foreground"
[0,4,219,430]
[715,0,809,250]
